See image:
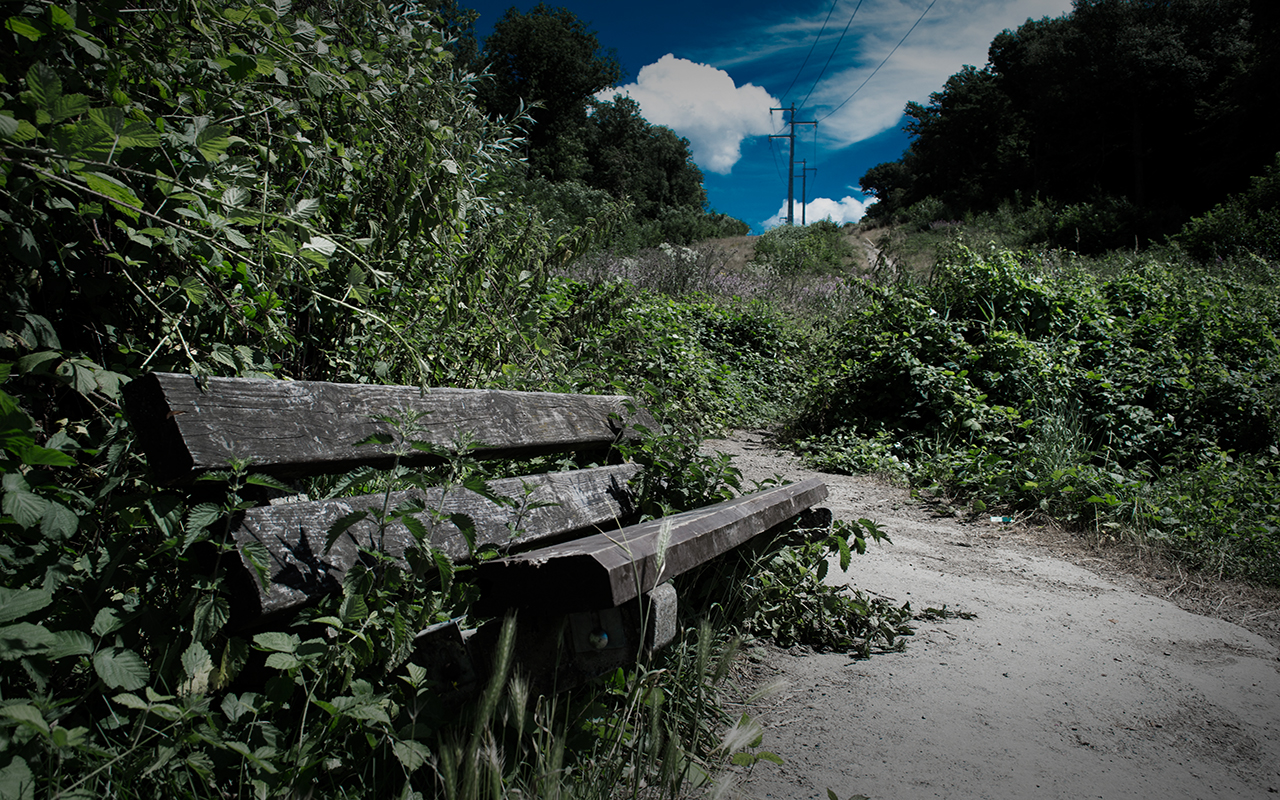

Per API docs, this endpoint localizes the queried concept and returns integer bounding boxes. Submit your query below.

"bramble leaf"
[84,172,142,220]
[0,589,51,625]
[195,124,231,161]
[6,16,44,41]
[94,647,150,690]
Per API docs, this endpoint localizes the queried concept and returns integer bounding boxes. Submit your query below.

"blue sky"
[462,0,1075,232]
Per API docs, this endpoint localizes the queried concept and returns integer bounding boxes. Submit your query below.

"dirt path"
[701,432,1280,800]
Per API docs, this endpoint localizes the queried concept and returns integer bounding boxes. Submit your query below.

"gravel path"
[702,432,1280,800]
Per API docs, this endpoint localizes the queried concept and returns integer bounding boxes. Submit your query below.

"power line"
[798,0,866,114]
[779,0,840,103]
[818,0,938,122]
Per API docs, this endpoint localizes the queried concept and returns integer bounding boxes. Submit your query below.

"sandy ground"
[701,432,1280,800]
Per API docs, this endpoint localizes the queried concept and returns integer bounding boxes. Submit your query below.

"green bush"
[753,220,853,277]
[790,244,1280,582]
[1176,153,1280,263]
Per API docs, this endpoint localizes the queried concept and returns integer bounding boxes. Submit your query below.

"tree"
[863,0,1271,243]
[480,3,623,181]
[583,95,706,218]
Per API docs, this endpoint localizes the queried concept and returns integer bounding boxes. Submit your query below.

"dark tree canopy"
[862,0,1277,244]
[480,3,623,181]
[583,95,706,218]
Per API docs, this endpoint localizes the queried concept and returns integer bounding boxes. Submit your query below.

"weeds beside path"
[704,432,1280,800]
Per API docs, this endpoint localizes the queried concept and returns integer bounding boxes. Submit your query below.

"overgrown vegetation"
[791,240,1280,583]
[0,2,900,797]
[7,0,1277,796]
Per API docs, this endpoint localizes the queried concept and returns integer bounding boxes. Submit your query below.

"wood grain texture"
[124,372,657,483]
[475,477,829,613]
[227,463,642,619]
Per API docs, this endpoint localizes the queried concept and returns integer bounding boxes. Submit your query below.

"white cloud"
[763,195,871,229]
[598,54,779,175]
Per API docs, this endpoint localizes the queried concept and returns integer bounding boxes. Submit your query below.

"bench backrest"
[124,373,657,622]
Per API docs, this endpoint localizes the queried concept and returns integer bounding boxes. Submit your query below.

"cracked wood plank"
[226,463,642,620]
[475,477,829,614]
[124,372,656,483]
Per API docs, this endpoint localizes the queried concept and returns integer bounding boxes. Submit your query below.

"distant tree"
[858,161,913,219]
[480,3,623,181]
[900,65,1028,212]
[863,0,1271,242]
[583,95,706,218]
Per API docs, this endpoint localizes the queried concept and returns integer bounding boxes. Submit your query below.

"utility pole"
[796,160,817,225]
[769,104,816,225]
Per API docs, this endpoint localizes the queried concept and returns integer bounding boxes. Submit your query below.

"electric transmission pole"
[797,160,817,225]
[769,104,816,225]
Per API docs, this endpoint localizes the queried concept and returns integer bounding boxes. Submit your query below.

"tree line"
[859,0,1279,253]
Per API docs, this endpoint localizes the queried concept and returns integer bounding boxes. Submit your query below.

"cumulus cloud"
[598,55,779,174]
[763,195,871,229]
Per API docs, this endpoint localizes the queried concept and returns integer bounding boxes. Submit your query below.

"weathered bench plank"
[228,463,642,619]
[124,372,655,483]
[476,477,829,613]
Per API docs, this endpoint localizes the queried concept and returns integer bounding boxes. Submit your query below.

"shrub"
[789,244,1280,582]
[753,220,853,277]
[1176,153,1280,263]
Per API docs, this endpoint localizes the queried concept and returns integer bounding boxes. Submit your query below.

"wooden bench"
[124,372,828,692]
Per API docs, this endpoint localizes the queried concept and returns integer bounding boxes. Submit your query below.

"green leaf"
[0,623,57,659]
[214,638,248,691]
[245,473,293,492]
[192,595,230,642]
[48,6,73,29]
[0,115,39,142]
[224,227,251,249]
[392,739,431,773]
[0,756,34,800]
[25,64,60,117]
[112,693,148,710]
[240,539,271,589]
[93,647,149,690]
[263,652,300,670]
[18,444,75,468]
[48,120,113,160]
[0,588,51,624]
[84,172,142,220]
[180,641,213,695]
[195,124,231,161]
[50,94,89,123]
[303,235,337,256]
[253,631,299,653]
[399,513,429,544]
[6,16,45,41]
[0,705,48,736]
[185,503,221,535]
[71,34,103,59]
[45,630,93,660]
[324,509,368,554]
[40,501,78,539]
[1,472,48,529]
[291,198,320,219]
[91,607,122,637]
[88,108,159,148]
